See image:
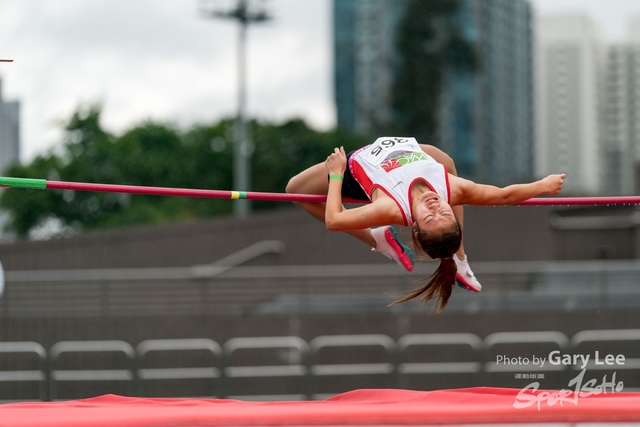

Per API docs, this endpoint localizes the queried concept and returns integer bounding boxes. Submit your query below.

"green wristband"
[329,174,343,181]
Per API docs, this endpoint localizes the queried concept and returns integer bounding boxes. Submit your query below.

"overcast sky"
[2,0,640,163]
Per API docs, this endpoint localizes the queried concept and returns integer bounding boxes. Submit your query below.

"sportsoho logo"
[512,351,625,411]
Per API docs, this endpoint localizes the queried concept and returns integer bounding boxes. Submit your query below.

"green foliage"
[0,106,366,238]
[391,0,476,143]
[251,119,365,211]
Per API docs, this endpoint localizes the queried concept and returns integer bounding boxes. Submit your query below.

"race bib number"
[361,137,420,166]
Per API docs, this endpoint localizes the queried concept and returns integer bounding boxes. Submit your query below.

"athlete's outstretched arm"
[451,173,566,206]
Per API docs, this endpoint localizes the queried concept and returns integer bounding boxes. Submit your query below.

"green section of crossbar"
[0,177,47,190]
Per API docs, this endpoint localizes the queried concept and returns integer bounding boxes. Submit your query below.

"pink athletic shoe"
[454,254,482,292]
[371,226,414,272]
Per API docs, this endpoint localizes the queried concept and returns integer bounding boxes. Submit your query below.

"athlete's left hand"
[542,173,566,195]
[325,146,347,176]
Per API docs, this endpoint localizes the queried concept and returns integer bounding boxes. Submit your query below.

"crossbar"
[2,176,640,206]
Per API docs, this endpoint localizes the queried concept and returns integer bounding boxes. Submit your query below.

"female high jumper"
[286,137,565,312]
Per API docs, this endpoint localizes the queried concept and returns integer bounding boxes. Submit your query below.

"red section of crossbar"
[42,180,640,206]
[1,388,640,426]
[517,196,640,206]
[45,180,366,204]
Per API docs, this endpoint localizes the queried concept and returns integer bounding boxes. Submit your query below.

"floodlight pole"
[201,0,271,217]
[236,13,250,217]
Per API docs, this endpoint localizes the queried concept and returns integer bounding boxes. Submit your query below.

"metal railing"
[484,331,570,373]
[397,333,483,374]
[572,329,640,372]
[49,340,135,400]
[309,334,396,400]
[0,341,47,400]
[136,338,222,397]
[223,336,309,400]
[2,329,640,401]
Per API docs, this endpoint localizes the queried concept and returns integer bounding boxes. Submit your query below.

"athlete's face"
[413,191,456,233]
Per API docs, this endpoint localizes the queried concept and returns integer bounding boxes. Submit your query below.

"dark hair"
[389,220,462,313]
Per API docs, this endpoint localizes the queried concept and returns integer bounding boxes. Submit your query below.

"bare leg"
[286,163,375,247]
[419,144,467,259]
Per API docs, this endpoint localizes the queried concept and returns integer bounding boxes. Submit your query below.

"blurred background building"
[333,0,406,134]
[602,17,640,195]
[333,0,535,186]
[445,0,534,186]
[606,43,634,195]
[535,14,605,195]
[0,77,20,175]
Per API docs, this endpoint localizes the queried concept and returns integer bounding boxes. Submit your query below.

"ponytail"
[389,219,462,312]
[389,257,457,313]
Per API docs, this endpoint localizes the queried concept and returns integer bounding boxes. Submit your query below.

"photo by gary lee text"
[496,351,625,370]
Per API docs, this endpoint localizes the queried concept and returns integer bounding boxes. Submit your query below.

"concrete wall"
[1,204,637,271]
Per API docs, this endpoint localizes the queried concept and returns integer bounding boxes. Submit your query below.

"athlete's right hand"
[325,146,347,176]
[542,173,566,195]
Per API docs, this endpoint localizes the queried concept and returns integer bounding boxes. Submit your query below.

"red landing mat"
[1,387,640,426]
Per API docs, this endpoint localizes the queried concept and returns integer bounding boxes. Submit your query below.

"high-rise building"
[604,45,634,195]
[0,77,20,174]
[601,17,640,195]
[535,14,605,195]
[437,0,479,179]
[333,0,408,133]
[333,0,357,132]
[472,0,534,185]
[630,21,640,192]
[333,0,534,185]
